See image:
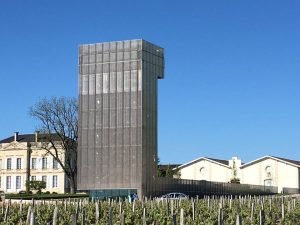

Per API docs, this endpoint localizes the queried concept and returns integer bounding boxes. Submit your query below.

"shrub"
[26,180,46,194]
[230,178,241,184]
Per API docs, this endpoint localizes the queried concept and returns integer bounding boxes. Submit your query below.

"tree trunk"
[69,174,77,194]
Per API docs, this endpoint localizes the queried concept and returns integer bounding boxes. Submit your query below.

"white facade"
[0,132,69,193]
[176,155,300,193]
[177,157,232,183]
[240,156,300,193]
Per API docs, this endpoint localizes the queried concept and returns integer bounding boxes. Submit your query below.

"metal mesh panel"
[78,40,164,196]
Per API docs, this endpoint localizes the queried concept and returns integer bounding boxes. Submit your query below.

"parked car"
[161,192,188,200]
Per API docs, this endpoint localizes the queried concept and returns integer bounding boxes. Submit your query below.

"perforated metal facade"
[78,39,164,197]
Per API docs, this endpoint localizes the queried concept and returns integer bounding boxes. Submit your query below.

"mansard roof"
[0,133,61,144]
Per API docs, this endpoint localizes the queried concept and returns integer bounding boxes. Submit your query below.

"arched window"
[265,166,272,178]
[200,167,206,176]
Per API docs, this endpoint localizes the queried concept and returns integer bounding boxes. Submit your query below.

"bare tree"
[29,97,78,193]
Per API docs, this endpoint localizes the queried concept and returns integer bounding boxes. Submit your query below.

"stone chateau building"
[0,132,69,193]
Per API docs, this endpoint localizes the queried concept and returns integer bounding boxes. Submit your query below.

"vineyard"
[0,195,300,224]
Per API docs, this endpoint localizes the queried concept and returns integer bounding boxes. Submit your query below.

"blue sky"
[0,1,299,164]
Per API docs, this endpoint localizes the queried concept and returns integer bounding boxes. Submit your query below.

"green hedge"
[5,193,89,200]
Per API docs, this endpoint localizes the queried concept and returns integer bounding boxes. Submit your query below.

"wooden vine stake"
[207,196,210,209]
[120,212,125,225]
[143,207,147,225]
[71,211,77,225]
[192,201,195,221]
[109,206,113,225]
[218,207,223,225]
[281,202,285,219]
[172,214,177,225]
[30,211,35,225]
[53,206,58,225]
[180,208,184,225]
[26,206,32,225]
[4,204,9,222]
[119,201,122,216]
[81,207,86,225]
[250,203,254,223]
[132,201,135,213]
[95,201,100,223]
[235,214,242,225]
[259,209,265,225]
[19,200,23,215]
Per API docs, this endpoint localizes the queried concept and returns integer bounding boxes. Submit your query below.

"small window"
[42,157,47,169]
[265,166,272,173]
[42,176,47,186]
[32,158,37,169]
[31,176,36,181]
[17,158,22,169]
[7,158,12,170]
[264,179,273,186]
[265,166,272,178]
[6,176,11,189]
[52,175,58,188]
[200,167,206,176]
[16,176,21,189]
[53,158,58,169]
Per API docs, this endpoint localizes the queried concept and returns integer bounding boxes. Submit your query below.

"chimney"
[14,132,19,142]
[35,131,40,143]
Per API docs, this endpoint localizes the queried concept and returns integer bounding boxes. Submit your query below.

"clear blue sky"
[0,1,299,164]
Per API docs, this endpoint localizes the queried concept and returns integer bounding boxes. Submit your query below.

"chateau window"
[42,157,47,169]
[6,176,11,189]
[7,158,11,170]
[200,167,206,176]
[264,179,273,186]
[17,158,22,169]
[53,158,58,169]
[42,176,47,186]
[265,166,272,178]
[52,175,58,188]
[32,158,37,169]
[31,176,36,181]
[16,176,21,189]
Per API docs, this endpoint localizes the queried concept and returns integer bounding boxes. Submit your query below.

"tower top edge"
[78,39,163,50]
